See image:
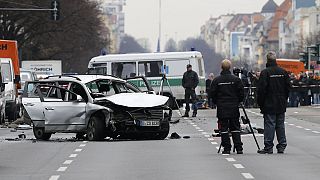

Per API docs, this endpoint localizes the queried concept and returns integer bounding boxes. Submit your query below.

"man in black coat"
[257,51,291,154]
[182,64,199,117]
[211,59,244,154]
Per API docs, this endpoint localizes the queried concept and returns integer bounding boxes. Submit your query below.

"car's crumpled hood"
[96,93,169,108]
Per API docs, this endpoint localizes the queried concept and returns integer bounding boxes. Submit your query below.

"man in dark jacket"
[206,73,215,108]
[211,59,244,154]
[257,51,291,154]
[182,64,199,117]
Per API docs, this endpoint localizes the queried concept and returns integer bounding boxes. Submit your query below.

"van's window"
[165,59,189,76]
[112,62,136,78]
[1,63,12,82]
[21,71,33,82]
[88,67,107,75]
[138,61,163,77]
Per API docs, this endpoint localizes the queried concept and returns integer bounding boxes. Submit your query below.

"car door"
[42,83,87,131]
[22,82,49,126]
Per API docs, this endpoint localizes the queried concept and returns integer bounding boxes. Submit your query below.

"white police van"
[88,51,206,108]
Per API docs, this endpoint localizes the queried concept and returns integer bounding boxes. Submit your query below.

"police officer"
[211,59,244,154]
[182,64,199,117]
[257,51,290,154]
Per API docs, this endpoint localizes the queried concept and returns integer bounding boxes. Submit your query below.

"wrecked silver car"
[22,75,172,141]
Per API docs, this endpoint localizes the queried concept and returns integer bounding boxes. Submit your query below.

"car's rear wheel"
[87,116,106,141]
[33,127,51,140]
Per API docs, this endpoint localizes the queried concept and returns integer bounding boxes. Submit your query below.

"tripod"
[158,74,183,116]
[217,103,261,153]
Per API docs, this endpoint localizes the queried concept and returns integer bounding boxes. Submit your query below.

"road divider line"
[233,164,245,169]
[49,175,60,180]
[74,149,82,152]
[289,124,295,126]
[183,117,188,120]
[79,144,86,147]
[192,125,197,127]
[63,160,73,165]
[198,129,204,132]
[201,132,208,134]
[226,158,236,162]
[195,127,200,129]
[305,128,311,131]
[204,135,211,138]
[241,173,255,179]
[312,131,320,134]
[69,154,78,158]
[57,167,67,172]
[83,141,88,143]
[211,142,218,145]
[296,126,303,128]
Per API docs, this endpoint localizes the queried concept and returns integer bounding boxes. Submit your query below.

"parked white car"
[22,75,171,141]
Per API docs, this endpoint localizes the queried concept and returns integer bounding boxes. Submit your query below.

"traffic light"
[299,52,308,69]
[51,0,60,21]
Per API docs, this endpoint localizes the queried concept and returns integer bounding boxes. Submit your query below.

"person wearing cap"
[257,51,291,154]
[210,59,244,154]
[182,64,199,117]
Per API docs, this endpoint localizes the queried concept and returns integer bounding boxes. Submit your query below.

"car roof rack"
[44,75,81,81]
[87,73,121,79]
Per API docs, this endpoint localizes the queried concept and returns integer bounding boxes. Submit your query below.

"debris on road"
[18,133,26,139]
[183,136,190,139]
[170,132,181,139]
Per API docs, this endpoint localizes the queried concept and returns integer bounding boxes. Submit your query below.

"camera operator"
[210,59,244,154]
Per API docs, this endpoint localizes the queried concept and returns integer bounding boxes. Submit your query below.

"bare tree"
[0,0,110,73]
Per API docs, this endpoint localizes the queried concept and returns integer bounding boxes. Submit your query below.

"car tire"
[8,104,17,122]
[155,122,170,140]
[33,127,51,140]
[87,116,106,141]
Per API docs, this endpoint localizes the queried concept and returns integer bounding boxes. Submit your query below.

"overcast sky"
[123,0,284,51]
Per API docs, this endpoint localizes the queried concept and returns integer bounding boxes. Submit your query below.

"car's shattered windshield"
[85,79,139,98]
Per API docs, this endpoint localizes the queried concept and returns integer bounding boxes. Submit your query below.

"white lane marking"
[75,149,82,152]
[57,167,67,172]
[201,132,208,134]
[63,160,73,165]
[192,125,197,127]
[83,141,88,143]
[211,142,218,145]
[183,117,188,120]
[216,146,220,150]
[242,173,255,179]
[190,122,195,125]
[208,138,214,141]
[49,175,60,180]
[195,127,200,129]
[226,158,236,162]
[233,164,245,169]
[284,122,288,124]
[305,128,311,131]
[79,144,86,147]
[198,129,204,132]
[222,154,230,156]
[294,112,299,114]
[204,135,211,138]
[69,154,78,158]
[296,126,303,128]
[312,131,320,134]
[289,124,295,126]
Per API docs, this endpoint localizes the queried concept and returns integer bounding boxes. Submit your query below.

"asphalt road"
[0,106,320,180]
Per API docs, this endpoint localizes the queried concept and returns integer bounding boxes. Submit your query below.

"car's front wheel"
[87,116,106,141]
[33,127,51,140]
[155,122,170,140]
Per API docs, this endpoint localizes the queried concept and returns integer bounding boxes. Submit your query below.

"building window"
[317,14,320,25]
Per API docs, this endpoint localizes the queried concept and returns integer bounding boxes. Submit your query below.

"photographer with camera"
[210,59,244,154]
